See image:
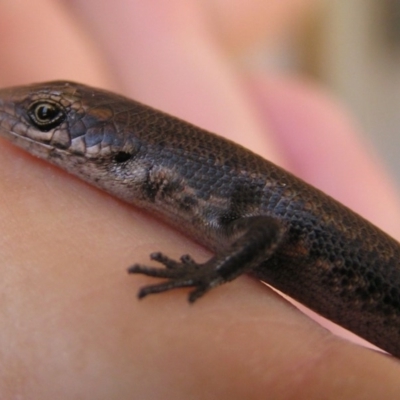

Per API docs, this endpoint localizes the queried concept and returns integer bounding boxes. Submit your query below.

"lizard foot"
[128,252,224,302]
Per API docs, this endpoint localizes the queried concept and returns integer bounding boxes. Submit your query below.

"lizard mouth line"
[0,126,54,150]
[0,126,87,158]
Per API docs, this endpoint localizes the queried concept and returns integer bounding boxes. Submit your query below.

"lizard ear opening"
[114,151,133,163]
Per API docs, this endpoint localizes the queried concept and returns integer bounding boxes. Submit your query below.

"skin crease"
[0,0,400,398]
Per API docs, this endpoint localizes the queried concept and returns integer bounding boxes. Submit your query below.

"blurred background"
[306,1,400,183]
[249,0,400,182]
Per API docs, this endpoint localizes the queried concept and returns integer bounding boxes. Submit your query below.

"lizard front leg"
[128,216,286,302]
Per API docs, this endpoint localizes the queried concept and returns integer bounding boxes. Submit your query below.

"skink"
[0,81,399,357]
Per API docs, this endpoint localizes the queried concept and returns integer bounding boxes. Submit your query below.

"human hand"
[1,1,400,398]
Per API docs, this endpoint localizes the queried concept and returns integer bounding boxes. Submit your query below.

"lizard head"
[0,81,151,201]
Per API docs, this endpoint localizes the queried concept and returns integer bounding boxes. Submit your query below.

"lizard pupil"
[36,104,56,121]
[28,101,65,131]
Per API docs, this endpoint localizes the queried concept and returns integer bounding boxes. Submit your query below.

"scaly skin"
[0,81,400,356]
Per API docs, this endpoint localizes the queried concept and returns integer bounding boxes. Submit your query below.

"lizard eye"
[28,101,66,132]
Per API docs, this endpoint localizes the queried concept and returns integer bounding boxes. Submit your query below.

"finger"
[0,145,399,400]
[0,140,399,400]
[0,0,114,88]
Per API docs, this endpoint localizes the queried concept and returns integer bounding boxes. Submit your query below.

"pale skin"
[1,0,400,398]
